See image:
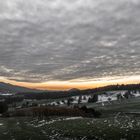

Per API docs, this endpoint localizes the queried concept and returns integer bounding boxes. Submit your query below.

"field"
[0,98,140,140]
[0,115,140,140]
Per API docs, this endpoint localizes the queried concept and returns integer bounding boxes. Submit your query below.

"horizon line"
[0,75,140,90]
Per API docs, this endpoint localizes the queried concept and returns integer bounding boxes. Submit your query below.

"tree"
[0,102,8,114]
[124,91,134,99]
[67,98,74,106]
[88,94,98,103]
[78,96,82,104]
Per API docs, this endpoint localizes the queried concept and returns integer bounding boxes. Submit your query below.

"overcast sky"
[0,0,140,83]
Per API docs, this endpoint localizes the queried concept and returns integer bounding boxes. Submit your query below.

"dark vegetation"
[19,83,140,100]
[0,102,8,114]
[88,94,98,103]
[5,106,101,118]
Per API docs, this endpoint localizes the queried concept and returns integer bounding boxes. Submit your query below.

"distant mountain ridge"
[0,82,42,93]
[0,81,140,97]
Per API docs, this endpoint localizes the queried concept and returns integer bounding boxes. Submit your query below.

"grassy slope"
[0,97,140,140]
[0,115,140,140]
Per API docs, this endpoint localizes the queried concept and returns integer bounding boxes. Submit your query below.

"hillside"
[0,82,41,93]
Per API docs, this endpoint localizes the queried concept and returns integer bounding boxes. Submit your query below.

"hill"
[21,83,140,100]
[0,82,42,93]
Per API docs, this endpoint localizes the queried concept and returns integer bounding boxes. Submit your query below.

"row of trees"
[66,94,98,106]
[117,91,134,100]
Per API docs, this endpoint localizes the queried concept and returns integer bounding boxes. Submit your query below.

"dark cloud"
[0,0,140,82]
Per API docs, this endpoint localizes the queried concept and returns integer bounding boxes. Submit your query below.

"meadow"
[0,98,140,140]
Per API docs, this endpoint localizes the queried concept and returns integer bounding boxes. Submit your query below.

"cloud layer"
[0,0,140,82]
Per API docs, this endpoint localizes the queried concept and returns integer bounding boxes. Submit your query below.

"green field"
[0,98,140,140]
[0,115,140,140]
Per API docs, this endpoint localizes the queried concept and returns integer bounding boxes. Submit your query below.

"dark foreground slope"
[0,115,140,140]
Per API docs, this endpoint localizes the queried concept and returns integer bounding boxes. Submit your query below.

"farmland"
[0,95,140,140]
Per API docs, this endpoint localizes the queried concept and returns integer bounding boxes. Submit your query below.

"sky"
[0,0,140,90]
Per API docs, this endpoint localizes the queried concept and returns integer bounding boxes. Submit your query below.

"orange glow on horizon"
[0,76,140,90]
[0,75,140,90]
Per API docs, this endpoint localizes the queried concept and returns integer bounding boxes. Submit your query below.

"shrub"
[0,102,8,114]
